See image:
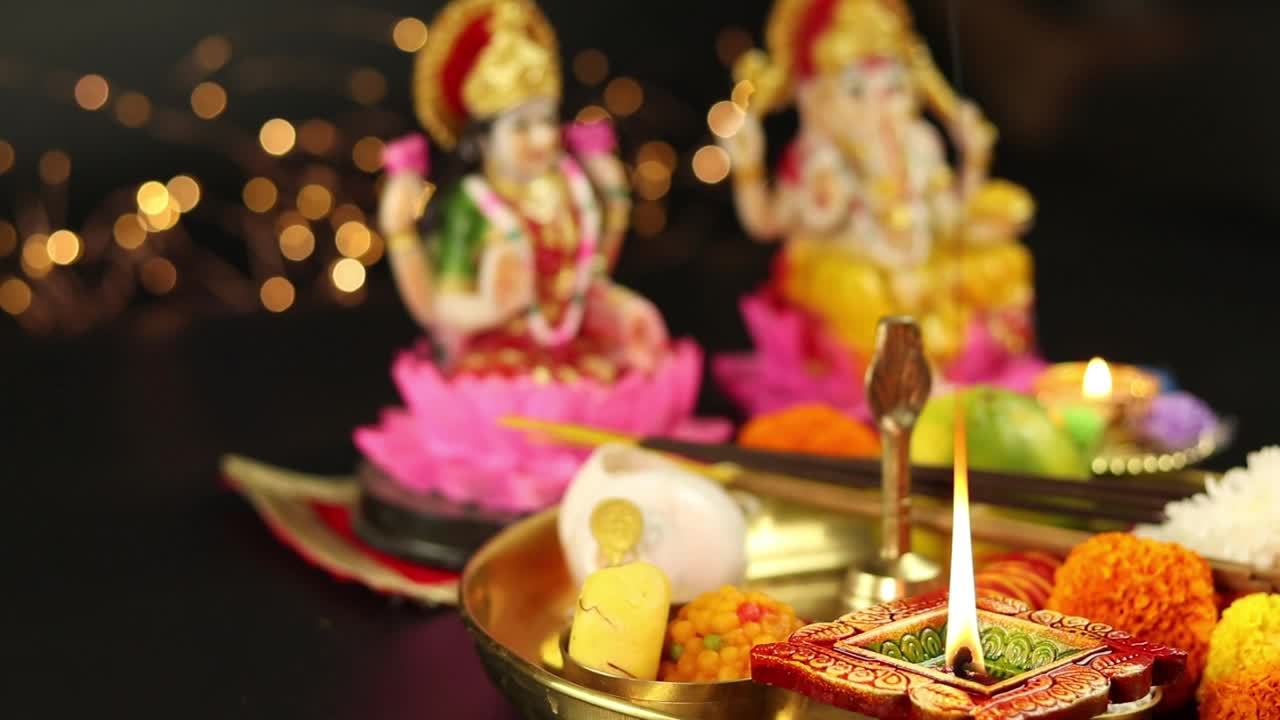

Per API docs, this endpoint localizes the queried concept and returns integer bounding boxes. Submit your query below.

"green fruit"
[911,386,1088,480]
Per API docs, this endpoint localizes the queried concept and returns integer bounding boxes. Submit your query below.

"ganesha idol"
[713,0,1046,420]
[355,0,725,517]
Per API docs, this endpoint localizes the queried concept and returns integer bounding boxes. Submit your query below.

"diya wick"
[841,316,942,611]
[1034,357,1159,445]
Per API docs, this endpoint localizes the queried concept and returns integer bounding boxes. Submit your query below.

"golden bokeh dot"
[297,184,333,220]
[136,181,170,214]
[392,17,429,52]
[329,203,365,230]
[331,257,366,292]
[637,159,671,183]
[190,81,227,120]
[0,276,32,315]
[273,210,307,234]
[575,105,610,124]
[142,196,181,232]
[114,92,152,127]
[731,80,755,110]
[637,141,677,170]
[0,221,16,256]
[349,68,387,106]
[0,140,13,175]
[38,150,71,185]
[572,49,609,86]
[259,118,297,156]
[22,234,51,276]
[604,77,643,117]
[633,201,667,238]
[242,177,278,213]
[708,100,746,138]
[166,175,201,212]
[140,257,178,294]
[692,145,731,184]
[74,74,109,111]
[113,214,147,250]
[352,136,384,173]
[716,27,754,67]
[259,276,295,312]
[298,119,337,155]
[635,169,671,201]
[194,35,232,72]
[278,223,315,261]
[360,230,385,266]
[46,229,81,265]
[335,221,372,258]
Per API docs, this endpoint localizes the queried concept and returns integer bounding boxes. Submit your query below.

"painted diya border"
[750,592,1187,720]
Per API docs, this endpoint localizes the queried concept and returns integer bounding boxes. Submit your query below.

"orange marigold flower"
[1199,670,1280,720]
[738,404,879,458]
[1046,532,1217,699]
[1203,593,1280,686]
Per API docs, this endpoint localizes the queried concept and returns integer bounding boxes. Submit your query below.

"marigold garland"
[1202,593,1280,686]
[1045,532,1217,701]
[1199,670,1280,720]
[738,403,879,457]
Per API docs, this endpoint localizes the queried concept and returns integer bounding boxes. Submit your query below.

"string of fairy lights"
[0,8,755,336]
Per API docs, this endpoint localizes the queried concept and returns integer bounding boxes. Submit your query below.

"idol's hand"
[378,173,431,237]
[953,101,995,168]
[618,295,668,372]
[479,243,534,318]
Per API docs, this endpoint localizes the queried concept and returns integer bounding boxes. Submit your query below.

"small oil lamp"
[750,368,1188,719]
[1035,357,1159,446]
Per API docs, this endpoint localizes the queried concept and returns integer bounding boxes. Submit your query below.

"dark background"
[4,1,1277,717]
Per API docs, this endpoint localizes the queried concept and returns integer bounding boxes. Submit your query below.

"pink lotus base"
[713,293,1047,422]
[354,339,730,513]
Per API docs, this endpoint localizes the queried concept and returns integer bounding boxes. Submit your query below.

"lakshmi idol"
[713,0,1045,419]
[355,0,721,516]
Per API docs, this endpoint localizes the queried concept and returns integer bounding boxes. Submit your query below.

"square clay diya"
[750,591,1186,720]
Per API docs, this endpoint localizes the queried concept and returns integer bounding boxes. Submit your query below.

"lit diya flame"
[945,401,987,676]
[1082,356,1112,399]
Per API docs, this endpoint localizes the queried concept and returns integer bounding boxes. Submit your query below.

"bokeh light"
[604,77,643,117]
[0,276,32,316]
[142,196,181,232]
[74,74,109,111]
[278,223,315,261]
[194,35,232,72]
[46,230,81,265]
[259,118,297,156]
[259,276,295,312]
[692,145,731,184]
[360,231,385,266]
[140,257,177,294]
[329,203,365,230]
[393,18,428,52]
[166,175,201,212]
[331,257,366,292]
[716,27,754,67]
[637,141,677,170]
[350,68,387,105]
[136,181,170,214]
[708,100,746,138]
[352,136,384,173]
[38,150,71,185]
[575,105,610,124]
[114,92,151,127]
[113,214,147,250]
[296,184,333,220]
[635,160,671,200]
[190,82,227,120]
[731,80,755,110]
[572,49,609,85]
[632,201,667,238]
[0,140,13,175]
[335,221,372,257]
[0,221,15,256]
[299,119,337,155]
[22,235,52,277]
[242,177,278,213]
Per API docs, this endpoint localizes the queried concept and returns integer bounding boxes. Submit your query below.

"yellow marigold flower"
[1199,670,1280,720]
[1046,532,1217,697]
[1203,593,1280,685]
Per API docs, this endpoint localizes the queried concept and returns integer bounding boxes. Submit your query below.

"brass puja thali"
[459,500,1170,720]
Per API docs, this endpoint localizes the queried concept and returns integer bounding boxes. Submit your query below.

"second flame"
[945,399,987,674]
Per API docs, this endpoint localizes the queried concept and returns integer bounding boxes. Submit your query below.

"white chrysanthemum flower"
[1135,446,1280,570]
